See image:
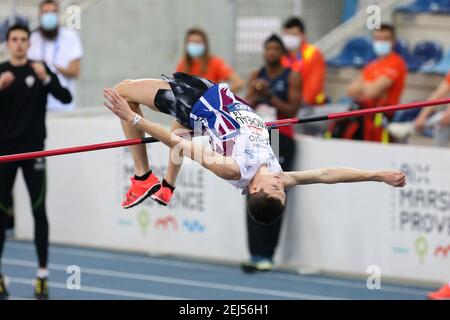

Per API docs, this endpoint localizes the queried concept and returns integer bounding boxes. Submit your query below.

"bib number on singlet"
[228,104,267,137]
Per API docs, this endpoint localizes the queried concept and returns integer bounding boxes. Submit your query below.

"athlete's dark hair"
[247,190,285,225]
[39,0,59,11]
[264,34,287,53]
[375,23,396,39]
[6,24,30,41]
[283,17,305,33]
[183,27,210,76]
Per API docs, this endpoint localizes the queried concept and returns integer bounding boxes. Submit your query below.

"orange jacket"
[359,53,407,143]
[360,52,407,108]
[281,42,326,105]
[176,55,233,83]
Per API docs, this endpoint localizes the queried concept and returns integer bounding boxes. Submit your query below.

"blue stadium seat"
[411,41,444,70]
[396,0,450,13]
[394,39,423,71]
[327,37,376,68]
[394,39,410,60]
[396,0,434,13]
[421,49,450,74]
[431,0,450,13]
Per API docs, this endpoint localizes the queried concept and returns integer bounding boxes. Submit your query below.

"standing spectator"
[281,17,326,106]
[0,24,72,300]
[28,0,82,112]
[241,34,301,272]
[176,28,244,92]
[344,24,407,142]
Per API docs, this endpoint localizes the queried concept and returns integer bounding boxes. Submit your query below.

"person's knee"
[113,79,141,111]
[113,79,133,99]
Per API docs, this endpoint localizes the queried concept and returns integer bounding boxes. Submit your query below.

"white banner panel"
[277,136,450,283]
[13,115,450,283]
[13,115,248,262]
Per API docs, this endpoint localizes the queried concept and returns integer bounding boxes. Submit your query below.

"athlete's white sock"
[36,268,49,279]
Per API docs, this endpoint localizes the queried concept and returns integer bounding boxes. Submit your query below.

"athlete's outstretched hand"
[103,88,135,122]
[380,171,406,187]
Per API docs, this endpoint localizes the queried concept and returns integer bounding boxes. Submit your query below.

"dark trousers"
[245,134,296,259]
[0,145,48,270]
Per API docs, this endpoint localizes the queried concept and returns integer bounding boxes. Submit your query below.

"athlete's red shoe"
[151,182,174,206]
[428,283,450,300]
[122,173,161,209]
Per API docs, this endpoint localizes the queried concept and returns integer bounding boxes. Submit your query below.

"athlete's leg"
[165,120,192,185]
[0,161,18,278]
[112,79,178,208]
[113,79,171,176]
[21,158,48,270]
[151,120,192,206]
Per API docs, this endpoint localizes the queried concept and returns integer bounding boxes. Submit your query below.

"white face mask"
[282,35,301,51]
[373,40,392,57]
[186,42,205,58]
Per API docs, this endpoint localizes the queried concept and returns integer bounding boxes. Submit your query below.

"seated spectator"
[341,24,407,142]
[176,28,244,92]
[388,70,450,146]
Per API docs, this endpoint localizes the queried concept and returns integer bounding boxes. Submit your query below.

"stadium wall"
[12,114,450,284]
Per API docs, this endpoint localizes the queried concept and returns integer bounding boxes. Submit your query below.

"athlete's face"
[264,42,284,66]
[7,30,30,59]
[251,173,286,205]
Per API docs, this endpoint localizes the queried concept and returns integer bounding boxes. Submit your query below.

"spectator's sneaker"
[34,277,49,300]
[0,275,9,300]
[122,173,161,209]
[151,179,175,206]
[241,258,273,273]
[428,283,450,300]
[387,122,416,141]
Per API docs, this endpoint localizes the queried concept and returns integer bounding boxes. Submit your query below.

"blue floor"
[2,240,435,300]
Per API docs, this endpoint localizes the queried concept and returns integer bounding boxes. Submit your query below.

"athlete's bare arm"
[103,88,241,181]
[282,167,406,189]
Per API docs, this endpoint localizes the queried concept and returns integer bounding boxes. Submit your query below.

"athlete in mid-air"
[103,72,406,224]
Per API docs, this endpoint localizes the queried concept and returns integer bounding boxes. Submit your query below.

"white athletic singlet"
[190,83,282,193]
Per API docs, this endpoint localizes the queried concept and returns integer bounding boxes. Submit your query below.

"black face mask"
[40,27,59,40]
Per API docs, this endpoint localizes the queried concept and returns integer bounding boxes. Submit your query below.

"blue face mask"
[40,12,59,31]
[373,41,392,57]
[186,43,205,58]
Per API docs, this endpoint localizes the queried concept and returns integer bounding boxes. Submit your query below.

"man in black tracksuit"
[0,24,72,300]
